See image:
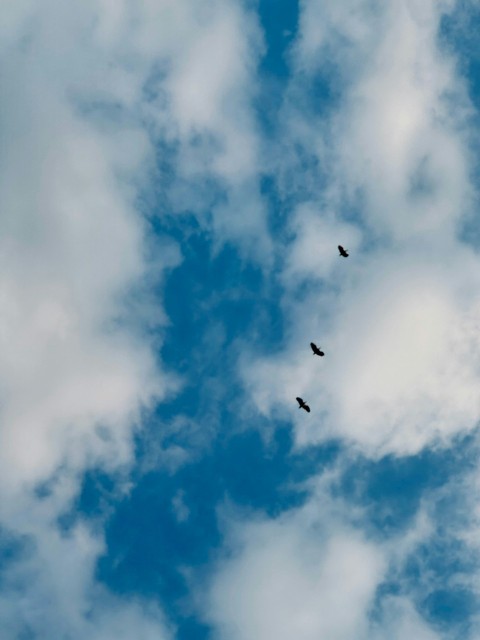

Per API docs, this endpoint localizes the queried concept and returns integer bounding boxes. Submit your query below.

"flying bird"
[338,245,349,257]
[296,397,310,412]
[310,342,324,357]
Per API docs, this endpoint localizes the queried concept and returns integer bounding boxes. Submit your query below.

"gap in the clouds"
[161,227,267,363]
[257,0,298,80]
[350,433,479,637]
[337,453,441,537]
[440,6,480,108]
[255,0,342,139]
[150,221,287,446]
[337,433,476,538]
[74,426,337,640]
[0,528,30,586]
[440,7,480,255]
[397,533,478,639]
[68,221,341,639]
[254,0,299,138]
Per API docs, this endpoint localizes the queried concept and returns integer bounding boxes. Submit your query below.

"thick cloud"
[205,510,386,640]
[204,495,442,640]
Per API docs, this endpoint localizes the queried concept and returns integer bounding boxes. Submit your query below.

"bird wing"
[305,405,310,412]
[296,397,303,404]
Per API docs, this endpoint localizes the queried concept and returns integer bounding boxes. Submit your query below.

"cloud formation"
[204,487,442,640]
[2,0,480,637]
[244,0,480,457]
[0,0,266,635]
[205,2,480,638]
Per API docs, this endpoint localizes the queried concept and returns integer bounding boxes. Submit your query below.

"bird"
[338,245,349,257]
[310,342,324,357]
[296,397,310,412]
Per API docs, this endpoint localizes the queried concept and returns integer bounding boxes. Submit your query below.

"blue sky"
[1,0,480,638]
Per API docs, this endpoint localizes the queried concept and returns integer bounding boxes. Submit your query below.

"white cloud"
[282,203,362,285]
[0,0,267,635]
[204,494,442,640]
[204,2,480,639]
[247,249,480,455]
[205,509,387,640]
[244,0,480,457]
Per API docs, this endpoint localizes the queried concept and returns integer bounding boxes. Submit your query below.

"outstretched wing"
[304,404,311,412]
[296,397,303,405]
[311,342,324,356]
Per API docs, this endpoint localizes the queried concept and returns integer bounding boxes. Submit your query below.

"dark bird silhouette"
[310,342,324,357]
[338,245,349,257]
[296,397,310,412]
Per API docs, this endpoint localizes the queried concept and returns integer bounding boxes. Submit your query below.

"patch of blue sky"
[77,427,338,639]
[79,214,338,636]
[255,0,340,136]
[360,434,480,636]
[441,4,480,106]
[252,0,298,138]
[338,433,476,537]
[0,528,28,589]
[257,0,299,80]
[403,539,478,638]
[69,217,338,637]
[440,4,480,251]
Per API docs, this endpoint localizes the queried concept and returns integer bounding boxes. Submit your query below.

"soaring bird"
[310,342,324,357]
[296,397,310,412]
[338,245,349,257]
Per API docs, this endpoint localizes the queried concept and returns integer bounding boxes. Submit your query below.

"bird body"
[310,342,324,357]
[338,245,349,257]
[296,397,310,412]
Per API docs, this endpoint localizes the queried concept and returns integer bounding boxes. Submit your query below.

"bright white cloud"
[204,494,442,640]
[245,0,480,458]
[205,509,386,640]
[283,203,362,285]
[248,249,480,455]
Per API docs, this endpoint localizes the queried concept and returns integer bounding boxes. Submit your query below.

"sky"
[1,0,480,638]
